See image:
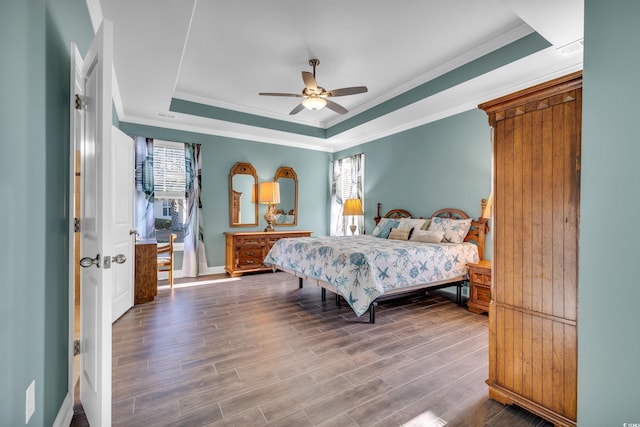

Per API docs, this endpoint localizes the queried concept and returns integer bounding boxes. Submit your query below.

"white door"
[72,20,118,427]
[111,127,134,322]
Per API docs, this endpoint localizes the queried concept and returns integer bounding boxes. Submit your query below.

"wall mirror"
[229,162,258,227]
[273,166,298,227]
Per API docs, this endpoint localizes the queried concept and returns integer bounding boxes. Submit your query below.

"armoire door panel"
[493,307,577,421]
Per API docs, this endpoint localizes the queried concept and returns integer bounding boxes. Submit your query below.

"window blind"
[153,140,186,199]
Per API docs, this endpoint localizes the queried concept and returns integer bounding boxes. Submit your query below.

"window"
[162,200,171,217]
[153,140,186,199]
[153,140,186,243]
[330,154,365,235]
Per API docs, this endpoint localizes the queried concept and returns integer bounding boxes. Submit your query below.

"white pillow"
[410,230,445,243]
[427,217,472,243]
[397,218,427,230]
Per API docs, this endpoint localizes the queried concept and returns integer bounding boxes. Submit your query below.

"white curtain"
[182,143,208,277]
[330,153,365,236]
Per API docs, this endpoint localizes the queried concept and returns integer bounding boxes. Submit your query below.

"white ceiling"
[89,0,584,152]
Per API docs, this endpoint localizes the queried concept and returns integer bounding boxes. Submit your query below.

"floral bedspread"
[264,235,479,317]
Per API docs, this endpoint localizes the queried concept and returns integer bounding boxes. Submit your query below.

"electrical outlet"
[25,380,35,424]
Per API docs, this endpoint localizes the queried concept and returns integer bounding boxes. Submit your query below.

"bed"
[264,201,488,323]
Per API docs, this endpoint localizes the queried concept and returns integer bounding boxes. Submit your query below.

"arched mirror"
[229,162,258,227]
[273,166,298,227]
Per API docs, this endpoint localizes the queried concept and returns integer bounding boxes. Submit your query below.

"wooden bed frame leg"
[298,277,303,289]
[457,282,462,306]
[335,293,340,307]
[369,302,378,324]
[321,287,326,301]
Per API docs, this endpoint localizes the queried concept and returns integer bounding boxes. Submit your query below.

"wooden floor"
[72,272,553,426]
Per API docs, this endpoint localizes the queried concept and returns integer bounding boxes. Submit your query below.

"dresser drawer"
[470,270,491,285]
[267,237,281,247]
[236,236,267,248]
[473,284,491,304]
[238,247,264,259]
[237,254,264,269]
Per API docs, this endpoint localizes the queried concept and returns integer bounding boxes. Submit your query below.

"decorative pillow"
[397,218,427,230]
[371,217,387,236]
[388,227,412,241]
[409,229,445,243]
[372,219,400,238]
[420,218,432,230]
[427,217,472,243]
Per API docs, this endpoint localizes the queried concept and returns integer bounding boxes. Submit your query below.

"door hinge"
[74,218,80,233]
[73,339,81,356]
[74,94,83,110]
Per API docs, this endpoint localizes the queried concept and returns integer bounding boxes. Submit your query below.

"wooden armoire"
[479,71,581,427]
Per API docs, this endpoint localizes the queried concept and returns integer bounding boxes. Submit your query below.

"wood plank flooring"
[73,272,553,426]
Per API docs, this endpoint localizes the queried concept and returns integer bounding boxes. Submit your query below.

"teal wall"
[1,3,46,425]
[334,109,493,258]
[578,0,640,425]
[3,0,638,424]
[118,123,331,267]
[1,0,93,425]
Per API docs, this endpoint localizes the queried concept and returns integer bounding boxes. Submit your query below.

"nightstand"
[467,260,492,314]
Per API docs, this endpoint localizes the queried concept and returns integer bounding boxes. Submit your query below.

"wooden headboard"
[374,200,489,260]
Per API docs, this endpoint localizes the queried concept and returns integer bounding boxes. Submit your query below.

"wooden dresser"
[466,260,491,314]
[479,72,581,426]
[134,239,157,304]
[224,230,312,277]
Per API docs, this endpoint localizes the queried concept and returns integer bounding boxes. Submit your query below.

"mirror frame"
[229,162,258,227]
[273,166,298,227]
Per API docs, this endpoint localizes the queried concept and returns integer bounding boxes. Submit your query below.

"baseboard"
[52,392,73,427]
[205,265,226,275]
[158,265,226,280]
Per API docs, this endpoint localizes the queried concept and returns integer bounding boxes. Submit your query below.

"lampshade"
[482,193,493,219]
[258,181,280,204]
[302,96,327,111]
[343,198,364,216]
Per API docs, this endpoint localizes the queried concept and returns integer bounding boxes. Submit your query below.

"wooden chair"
[157,233,176,287]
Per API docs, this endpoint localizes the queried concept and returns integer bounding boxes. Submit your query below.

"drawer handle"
[245,260,255,265]
[245,251,256,256]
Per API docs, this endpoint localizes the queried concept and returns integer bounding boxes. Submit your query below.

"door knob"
[129,229,138,236]
[79,254,101,268]
[112,254,127,264]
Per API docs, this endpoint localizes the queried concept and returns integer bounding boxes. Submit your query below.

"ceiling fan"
[259,59,368,115]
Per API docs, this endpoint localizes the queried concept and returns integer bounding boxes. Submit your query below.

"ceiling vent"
[557,38,584,55]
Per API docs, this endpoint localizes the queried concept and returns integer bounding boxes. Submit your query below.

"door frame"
[65,41,83,421]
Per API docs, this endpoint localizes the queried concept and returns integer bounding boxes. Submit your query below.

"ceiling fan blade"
[259,92,303,97]
[326,86,368,97]
[302,71,317,91]
[325,99,348,114]
[289,103,305,115]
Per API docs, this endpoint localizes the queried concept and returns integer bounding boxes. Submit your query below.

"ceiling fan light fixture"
[302,96,327,111]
